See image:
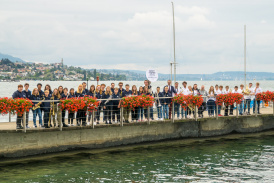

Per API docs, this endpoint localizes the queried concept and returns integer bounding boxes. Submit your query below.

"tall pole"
[170,62,173,83]
[172,2,176,85]
[244,25,246,87]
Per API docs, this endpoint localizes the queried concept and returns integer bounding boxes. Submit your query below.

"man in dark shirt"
[22,83,31,128]
[121,84,132,123]
[12,84,25,129]
[118,82,125,97]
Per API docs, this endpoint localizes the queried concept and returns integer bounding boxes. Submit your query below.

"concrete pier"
[0,115,274,158]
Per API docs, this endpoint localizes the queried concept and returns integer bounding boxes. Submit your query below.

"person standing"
[87,85,96,124]
[215,85,222,116]
[60,88,69,127]
[207,86,216,117]
[154,87,163,120]
[174,82,181,119]
[138,86,145,121]
[120,84,132,123]
[239,84,244,115]
[22,83,31,128]
[75,84,86,126]
[199,85,208,118]
[112,88,121,123]
[12,84,26,129]
[68,88,76,126]
[51,88,61,127]
[164,80,176,119]
[41,90,51,128]
[162,86,172,119]
[95,85,103,124]
[30,88,42,128]
[181,81,189,118]
[244,83,253,115]
[131,85,139,122]
[102,86,113,124]
[253,82,263,114]
[230,86,240,116]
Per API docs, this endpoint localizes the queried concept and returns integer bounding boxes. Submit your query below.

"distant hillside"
[0,53,26,63]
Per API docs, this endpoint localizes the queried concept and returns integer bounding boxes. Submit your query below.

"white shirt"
[232,89,240,94]
[174,87,181,97]
[223,90,230,94]
[215,89,222,95]
[208,91,216,101]
[244,87,253,100]
[181,87,189,95]
[253,87,263,95]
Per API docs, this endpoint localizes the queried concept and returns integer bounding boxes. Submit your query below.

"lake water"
[1,131,274,182]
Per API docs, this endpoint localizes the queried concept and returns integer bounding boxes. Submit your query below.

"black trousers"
[112,106,120,122]
[68,112,74,124]
[198,102,207,115]
[131,108,138,121]
[43,110,50,127]
[77,110,86,125]
[225,105,234,116]
[103,106,112,122]
[96,106,102,121]
[62,110,66,123]
[16,116,23,127]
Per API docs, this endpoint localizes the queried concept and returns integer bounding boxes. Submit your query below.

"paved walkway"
[0,107,273,131]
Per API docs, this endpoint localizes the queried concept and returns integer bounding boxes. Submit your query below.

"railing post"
[23,110,26,133]
[255,98,258,117]
[148,107,150,124]
[216,103,218,120]
[120,107,123,127]
[172,102,174,123]
[9,113,11,122]
[273,101,274,116]
[59,105,62,131]
[92,110,95,129]
[195,106,198,121]
[236,104,239,118]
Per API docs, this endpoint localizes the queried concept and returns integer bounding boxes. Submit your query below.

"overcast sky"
[0,0,273,74]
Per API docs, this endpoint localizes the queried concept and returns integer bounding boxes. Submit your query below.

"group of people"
[11,80,263,129]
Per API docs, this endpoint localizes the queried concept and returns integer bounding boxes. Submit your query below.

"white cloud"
[0,0,273,74]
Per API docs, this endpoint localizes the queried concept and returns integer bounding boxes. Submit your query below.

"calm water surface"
[1,133,274,182]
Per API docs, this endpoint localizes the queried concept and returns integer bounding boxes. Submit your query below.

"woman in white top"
[253,82,263,114]
[207,86,216,117]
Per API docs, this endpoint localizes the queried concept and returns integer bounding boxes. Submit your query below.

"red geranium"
[9,98,33,116]
[0,97,11,115]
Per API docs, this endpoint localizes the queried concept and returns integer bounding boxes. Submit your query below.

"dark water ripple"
[1,135,274,182]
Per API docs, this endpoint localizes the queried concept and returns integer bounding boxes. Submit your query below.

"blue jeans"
[239,101,244,114]
[163,104,169,119]
[253,99,260,113]
[181,108,187,118]
[207,100,216,116]
[215,104,221,115]
[138,107,144,120]
[33,108,42,126]
[157,106,162,119]
[244,99,251,113]
[174,103,180,118]
[150,107,154,120]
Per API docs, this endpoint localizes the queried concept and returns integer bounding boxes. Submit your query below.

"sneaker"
[67,124,71,127]
[93,122,96,126]
[26,125,31,129]
[109,121,112,124]
[161,118,164,121]
[97,122,99,124]
[87,122,90,126]
[16,126,23,129]
[63,123,69,127]
[218,114,222,117]
[115,121,118,123]
[105,122,108,124]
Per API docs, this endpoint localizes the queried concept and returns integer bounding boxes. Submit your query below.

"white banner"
[146,69,158,82]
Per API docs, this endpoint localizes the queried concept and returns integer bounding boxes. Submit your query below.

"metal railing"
[2,96,274,132]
